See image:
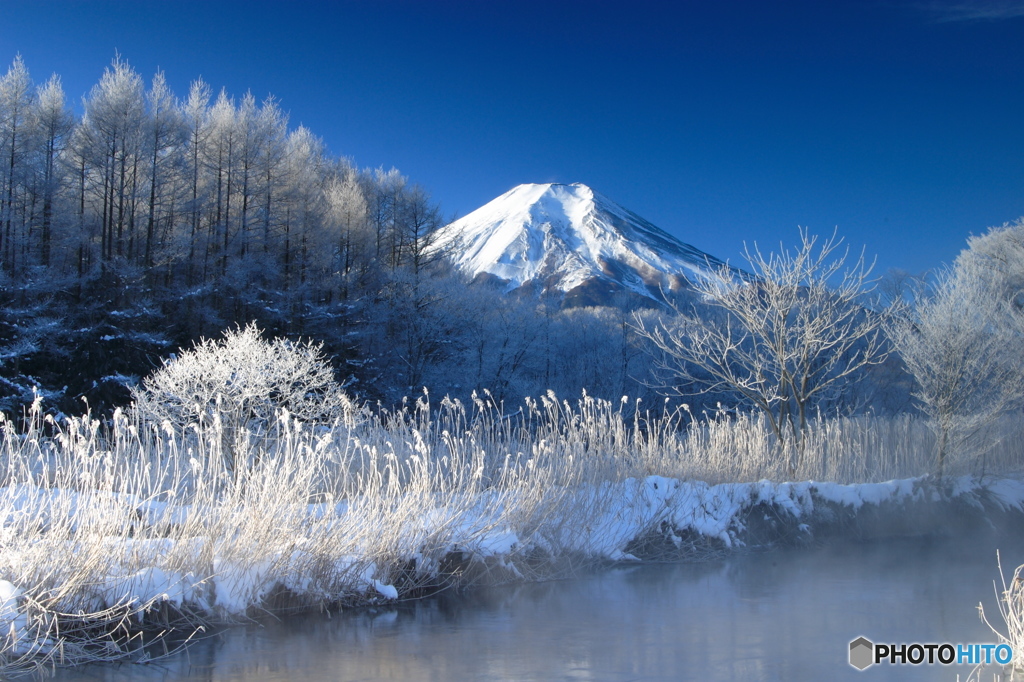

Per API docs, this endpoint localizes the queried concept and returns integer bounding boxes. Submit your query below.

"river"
[51,529,1023,681]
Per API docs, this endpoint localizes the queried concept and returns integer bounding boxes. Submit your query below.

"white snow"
[430,183,736,301]
[981,477,1024,511]
[104,566,187,614]
[371,580,398,600]
[0,580,25,649]
[808,478,922,510]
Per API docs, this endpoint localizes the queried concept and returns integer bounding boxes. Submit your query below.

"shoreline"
[3,473,1023,674]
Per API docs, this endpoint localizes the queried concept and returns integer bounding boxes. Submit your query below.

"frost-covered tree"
[393,183,443,276]
[181,78,211,286]
[633,230,889,469]
[454,285,539,400]
[142,70,184,272]
[365,167,406,266]
[325,166,370,299]
[889,221,1024,476]
[549,304,653,402]
[79,57,146,263]
[278,126,329,291]
[255,95,288,263]
[132,323,354,471]
[205,89,237,278]
[0,56,35,274]
[959,219,1024,308]
[30,74,75,268]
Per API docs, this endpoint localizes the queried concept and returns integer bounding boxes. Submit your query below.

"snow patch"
[982,477,1024,511]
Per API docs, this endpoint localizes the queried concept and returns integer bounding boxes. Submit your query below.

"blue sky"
[2,0,1023,276]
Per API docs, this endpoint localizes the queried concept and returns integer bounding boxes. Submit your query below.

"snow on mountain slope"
[431,183,732,305]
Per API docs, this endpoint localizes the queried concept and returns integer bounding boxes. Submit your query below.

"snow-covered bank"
[2,473,1023,674]
[6,474,1024,602]
[1,395,1023,674]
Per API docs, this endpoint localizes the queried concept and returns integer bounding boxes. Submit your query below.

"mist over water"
[52,528,1024,682]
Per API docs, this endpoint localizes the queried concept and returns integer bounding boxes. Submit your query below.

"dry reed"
[0,391,1020,674]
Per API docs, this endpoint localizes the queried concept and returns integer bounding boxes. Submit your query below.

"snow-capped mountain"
[431,182,732,307]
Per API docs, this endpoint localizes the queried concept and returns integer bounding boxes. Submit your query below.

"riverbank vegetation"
[1,370,1023,673]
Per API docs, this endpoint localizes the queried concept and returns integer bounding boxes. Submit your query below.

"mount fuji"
[430,182,734,307]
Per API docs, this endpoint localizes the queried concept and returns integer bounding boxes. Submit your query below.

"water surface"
[53,532,1023,681]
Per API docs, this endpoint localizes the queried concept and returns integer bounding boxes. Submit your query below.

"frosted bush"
[131,323,356,444]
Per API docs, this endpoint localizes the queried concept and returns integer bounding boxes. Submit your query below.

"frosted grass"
[0,391,1021,673]
[981,551,1024,675]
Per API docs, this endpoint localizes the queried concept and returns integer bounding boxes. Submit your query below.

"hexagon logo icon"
[849,636,874,670]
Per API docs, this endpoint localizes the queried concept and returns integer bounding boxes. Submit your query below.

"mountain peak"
[432,183,729,306]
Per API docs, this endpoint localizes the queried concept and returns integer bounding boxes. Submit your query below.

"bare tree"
[142,70,184,272]
[0,56,35,274]
[324,167,370,299]
[181,78,211,286]
[30,75,75,268]
[393,183,443,277]
[633,230,889,471]
[889,222,1024,476]
[79,57,146,264]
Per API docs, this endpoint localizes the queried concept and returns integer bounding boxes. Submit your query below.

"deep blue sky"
[2,0,1024,276]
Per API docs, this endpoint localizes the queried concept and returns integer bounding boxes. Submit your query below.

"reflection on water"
[53,531,1024,681]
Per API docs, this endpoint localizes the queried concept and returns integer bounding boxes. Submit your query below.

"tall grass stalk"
[980,551,1024,676]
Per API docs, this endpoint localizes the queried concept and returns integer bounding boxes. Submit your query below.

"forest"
[0,55,664,417]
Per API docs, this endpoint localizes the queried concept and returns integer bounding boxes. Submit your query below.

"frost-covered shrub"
[132,323,354,440]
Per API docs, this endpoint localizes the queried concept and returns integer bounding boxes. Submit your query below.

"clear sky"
[2,0,1023,276]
